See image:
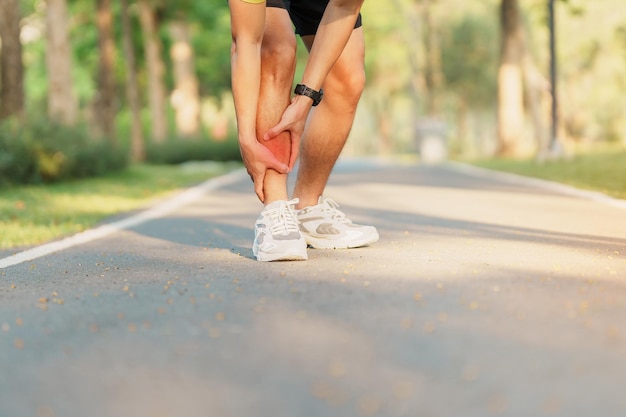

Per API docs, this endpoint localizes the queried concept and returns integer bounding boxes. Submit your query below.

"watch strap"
[294,84,323,106]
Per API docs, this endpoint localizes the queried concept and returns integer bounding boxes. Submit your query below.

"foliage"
[0,163,239,249]
[523,0,626,145]
[19,0,233,123]
[160,0,233,96]
[0,118,128,186]
[146,134,242,165]
[10,0,626,165]
[440,11,499,108]
[191,10,233,97]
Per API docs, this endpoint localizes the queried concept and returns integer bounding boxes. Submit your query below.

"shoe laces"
[266,198,300,235]
[319,198,351,224]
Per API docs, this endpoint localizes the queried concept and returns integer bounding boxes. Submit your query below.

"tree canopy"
[0,0,624,164]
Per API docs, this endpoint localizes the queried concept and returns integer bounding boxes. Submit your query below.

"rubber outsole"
[255,253,308,262]
[303,233,379,250]
[253,246,308,262]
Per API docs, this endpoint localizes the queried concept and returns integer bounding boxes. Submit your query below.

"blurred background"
[353,0,626,161]
[0,0,625,182]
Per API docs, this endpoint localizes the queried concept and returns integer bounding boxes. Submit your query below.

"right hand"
[263,95,314,170]
[239,139,290,203]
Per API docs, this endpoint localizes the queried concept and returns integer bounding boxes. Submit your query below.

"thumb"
[263,122,286,141]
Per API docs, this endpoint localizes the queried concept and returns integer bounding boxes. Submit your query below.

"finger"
[269,160,290,174]
[265,153,290,174]
[254,172,265,203]
[288,132,300,170]
[255,186,264,203]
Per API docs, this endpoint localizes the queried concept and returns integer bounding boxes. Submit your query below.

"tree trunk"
[121,0,145,162]
[138,0,168,143]
[95,0,117,143]
[169,19,200,138]
[390,0,423,110]
[0,0,25,121]
[377,109,393,155]
[497,0,525,156]
[422,0,443,116]
[523,56,550,158]
[45,0,78,125]
[390,0,425,149]
[457,97,469,154]
[367,93,393,155]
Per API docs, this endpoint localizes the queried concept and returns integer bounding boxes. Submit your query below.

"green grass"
[470,147,626,200]
[0,162,242,250]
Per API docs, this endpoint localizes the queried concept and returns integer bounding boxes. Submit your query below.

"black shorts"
[267,0,363,36]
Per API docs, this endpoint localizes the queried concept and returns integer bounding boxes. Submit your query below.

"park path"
[1,158,626,417]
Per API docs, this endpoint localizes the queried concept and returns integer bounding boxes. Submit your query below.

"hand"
[263,95,314,170]
[239,139,290,203]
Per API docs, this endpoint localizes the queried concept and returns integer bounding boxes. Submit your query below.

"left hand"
[239,137,291,203]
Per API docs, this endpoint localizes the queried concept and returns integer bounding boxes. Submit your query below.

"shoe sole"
[303,233,379,250]
[254,246,308,262]
[257,255,307,262]
[255,252,308,262]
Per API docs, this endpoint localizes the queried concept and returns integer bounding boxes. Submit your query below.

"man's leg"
[252,6,307,262]
[293,27,366,209]
[292,27,377,249]
[257,7,297,204]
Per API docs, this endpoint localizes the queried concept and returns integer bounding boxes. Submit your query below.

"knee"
[345,68,366,100]
[327,65,366,106]
[261,38,296,84]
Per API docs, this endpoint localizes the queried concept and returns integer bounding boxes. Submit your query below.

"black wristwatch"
[294,84,324,106]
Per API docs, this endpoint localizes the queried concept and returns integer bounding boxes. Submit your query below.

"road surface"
[1,158,626,417]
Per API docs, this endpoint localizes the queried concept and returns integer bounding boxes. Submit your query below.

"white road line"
[0,169,248,270]
[449,162,626,210]
[342,156,626,211]
[4,159,623,270]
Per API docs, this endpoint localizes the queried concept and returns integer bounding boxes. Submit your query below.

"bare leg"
[293,28,366,209]
[257,8,297,204]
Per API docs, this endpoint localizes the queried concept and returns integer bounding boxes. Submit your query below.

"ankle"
[294,195,321,210]
[264,198,285,206]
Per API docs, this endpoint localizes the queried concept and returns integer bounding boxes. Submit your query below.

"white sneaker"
[253,199,308,262]
[297,197,379,249]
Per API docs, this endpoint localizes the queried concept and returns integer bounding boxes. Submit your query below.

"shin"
[257,8,297,203]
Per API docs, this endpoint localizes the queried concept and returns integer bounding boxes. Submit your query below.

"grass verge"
[0,162,242,251]
[470,147,626,200]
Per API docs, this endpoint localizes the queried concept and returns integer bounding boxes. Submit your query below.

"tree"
[94,0,117,142]
[121,0,146,161]
[45,0,78,125]
[169,17,201,137]
[497,0,525,156]
[0,0,25,121]
[390,0,423,114]
[138,0,168,143]
[167,0,232,98]
[422,0,443,116]
[441,12,498,154]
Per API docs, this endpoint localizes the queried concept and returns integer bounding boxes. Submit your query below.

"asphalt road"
[1,158,626,417]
